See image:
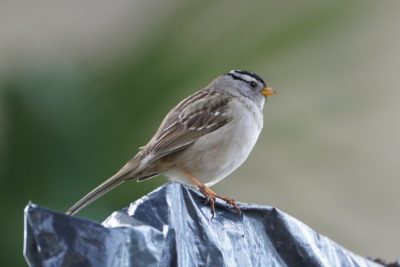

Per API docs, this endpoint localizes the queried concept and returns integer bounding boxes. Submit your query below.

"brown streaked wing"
[142,89,233,160]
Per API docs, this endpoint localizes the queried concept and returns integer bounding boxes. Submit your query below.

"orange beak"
[261,86,277,97]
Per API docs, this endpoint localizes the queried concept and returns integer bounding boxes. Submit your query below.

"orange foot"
[216,195,241,215]
[183,170,241,218]
[197,184,217,218]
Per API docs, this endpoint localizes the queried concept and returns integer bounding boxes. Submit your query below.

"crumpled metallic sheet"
[24,182,383,267]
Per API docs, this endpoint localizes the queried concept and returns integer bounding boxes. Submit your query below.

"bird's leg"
[183,170,241,218]
[184,170,217,217]
[214,194,241,215]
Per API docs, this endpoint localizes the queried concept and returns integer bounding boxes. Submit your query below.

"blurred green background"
[1,1,399,265]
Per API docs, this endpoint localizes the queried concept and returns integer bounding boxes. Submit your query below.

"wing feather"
[141,89,233,160]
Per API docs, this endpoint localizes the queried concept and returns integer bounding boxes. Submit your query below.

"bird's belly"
[164,114,262,186]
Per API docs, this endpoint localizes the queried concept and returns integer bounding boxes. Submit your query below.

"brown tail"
[66,159,140,216]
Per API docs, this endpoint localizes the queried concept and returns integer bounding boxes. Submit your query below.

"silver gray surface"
[24,183,382,267]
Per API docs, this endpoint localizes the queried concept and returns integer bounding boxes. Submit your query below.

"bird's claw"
[198,184,241,218]
[198,185,217,218]
[223,197,241,215]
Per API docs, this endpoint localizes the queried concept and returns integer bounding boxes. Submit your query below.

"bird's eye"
[249,81,257,88]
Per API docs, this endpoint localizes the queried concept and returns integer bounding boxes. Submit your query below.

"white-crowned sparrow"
[66,70,276,217]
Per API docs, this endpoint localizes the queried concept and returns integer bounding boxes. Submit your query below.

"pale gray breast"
[172,97,264,186]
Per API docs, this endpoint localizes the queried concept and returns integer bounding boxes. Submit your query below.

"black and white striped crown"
[226,69,266,86]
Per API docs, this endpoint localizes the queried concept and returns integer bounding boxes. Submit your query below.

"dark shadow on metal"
[24,182,389,267]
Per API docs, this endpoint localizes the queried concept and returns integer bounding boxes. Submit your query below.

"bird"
[66,70,276,217]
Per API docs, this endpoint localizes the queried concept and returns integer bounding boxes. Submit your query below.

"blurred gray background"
[1,1,399,265]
